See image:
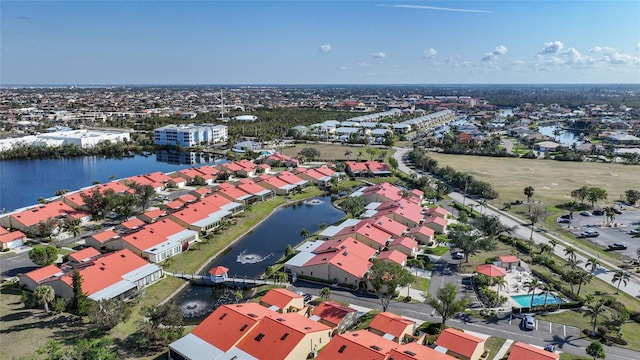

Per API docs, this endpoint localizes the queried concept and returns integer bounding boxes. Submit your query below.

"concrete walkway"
[493,339,513,360]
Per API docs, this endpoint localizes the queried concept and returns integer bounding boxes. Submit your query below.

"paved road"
[290,280,636,360]
[393,146,640,299]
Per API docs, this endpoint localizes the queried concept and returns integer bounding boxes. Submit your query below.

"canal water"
[0,152,224,212]
[174,196,345,322]
[537,124,582,145]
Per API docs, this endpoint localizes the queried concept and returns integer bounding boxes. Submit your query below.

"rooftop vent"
[370,345,382,351]
[338,345,347,353]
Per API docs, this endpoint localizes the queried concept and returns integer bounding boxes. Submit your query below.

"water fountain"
[303,198,324,206]
[236,249,274,264]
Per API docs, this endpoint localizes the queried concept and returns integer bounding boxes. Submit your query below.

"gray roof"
[169,333,223,360]
[89,280,137,301]
[317,219,361,239]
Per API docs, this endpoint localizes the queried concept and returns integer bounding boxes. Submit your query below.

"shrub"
[630,311,640,323]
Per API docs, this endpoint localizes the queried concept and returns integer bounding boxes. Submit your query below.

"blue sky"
[2,1,639,85]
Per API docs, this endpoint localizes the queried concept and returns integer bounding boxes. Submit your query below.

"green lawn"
[484,336,507,360]
[412,277,431,292]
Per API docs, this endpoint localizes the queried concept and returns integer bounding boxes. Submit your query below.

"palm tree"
[33,285,55,314]
[233,290,243,303]
[538,243,553,262]
[612,270,630,294]
[524,278,541,308]
[564,246,577,263]
[603,206,616,225]
[585,257,601,274]
[540,283,554,307]
[584,300,606,336]
[320,287,331,300]
[549,238,559,251]
[575,271,592,296]
[567,258,583,270]
[299,228,310,240]
[344,150,352,160]
[494,276,508,299]
[524,186,535,212]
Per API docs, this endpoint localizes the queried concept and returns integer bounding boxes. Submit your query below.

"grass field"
[424,154,637,207]
[281,143,393,161]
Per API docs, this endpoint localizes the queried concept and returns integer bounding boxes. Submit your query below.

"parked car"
[609,243,628,250]
[580,211,592,216]
[592,210,604,216]
[560,214,573,219]
[613,207,623,214]
[544,344,555,352]
[522,315,535,330]
[578,230,600,238]
[452,251,465,260]
[629,229,639,235]
[558,218,570,224]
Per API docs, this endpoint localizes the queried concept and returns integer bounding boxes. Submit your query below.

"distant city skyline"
[2,1,639,85]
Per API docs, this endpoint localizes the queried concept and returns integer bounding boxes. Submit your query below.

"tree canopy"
[367,260,414,311]
[28,245,59,267]
[425,283,470,326]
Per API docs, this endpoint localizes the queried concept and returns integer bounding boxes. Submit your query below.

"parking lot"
[564,206,640,259]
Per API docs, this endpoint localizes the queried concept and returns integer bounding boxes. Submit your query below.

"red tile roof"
[316,330,397,360]
[25,264,63,282]
[498,255,519,263]
[59,249,149,296]
[236,179,270,196]
[368,312,415,339]
[335,222,392,248]
[388,236,418,251]
[426,206,448,217]
[424,216,448,227]
[88,229,120,243]
[260,288,303,310]
[407,225,435,237]
[435,328,484,359]
[68,247,101,262]
[508,342,559,360]
[311,301,356,327]
[377,249,407,265]
[121,219,188,252]
[363,216,407,238]
[120,218,146,230]
[11,201,74,227]
[389,342,455,360]
[0,229,26,244]
[237,313,331,360]
[208,266,229,276]
[191,303,273,351]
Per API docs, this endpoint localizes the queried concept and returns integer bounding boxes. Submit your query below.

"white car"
[452,251,465,260]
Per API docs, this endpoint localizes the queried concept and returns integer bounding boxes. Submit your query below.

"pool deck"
[498,269,561,309]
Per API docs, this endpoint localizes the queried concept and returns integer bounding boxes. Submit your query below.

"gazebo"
[208,266,229,283]
[476,264,507,277]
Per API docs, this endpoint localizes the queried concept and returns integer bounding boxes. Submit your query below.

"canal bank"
[158,189,344,308]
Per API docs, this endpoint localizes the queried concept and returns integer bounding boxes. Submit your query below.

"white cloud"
[357,62,371,67]
[372,52,386,59]
[482,45,508,62]
[636,42,640,51]
[589,46,615,54]
[423,48,438,59]
[539,41,564,55]
[381,4,494,14]
[319,44,332,53]
[339,65,347,70]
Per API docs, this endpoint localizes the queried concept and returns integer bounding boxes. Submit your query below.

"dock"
[164,271,281,288]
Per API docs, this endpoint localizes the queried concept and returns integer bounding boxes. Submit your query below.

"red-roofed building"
[176,168,215,185]
[389,342,456,360]
[236,178,275,202]
[216,182,254,204]
[277,171,309,189]
[68,247,101,263]
[207,266,229,283]
[19,264,64,291]
[0,227,26,250]
[358,182,403,204]
[387,236,418,258]
[118,217,146,232]
[169,200,229,234]
[407,225,435,245]
[296,167,334,186]
[169,303,273,360]
[435,328,486,360]
[162,199,187,212]
[219,161,244,176]
[5,201,74,232]
[257,174,295,195]
[260,288,305,313]
[346,161,391,177]
[424,216,448,234]
[368,312,415,343]
[507,342,559,360]
[190,187,212,199]
[335,221,393,251]
[496,255,520,270]
[120,219,198,263]
[235,313,331,360]
[138,208,167,224]
[85,229,121,250]
[375,200,425,228]
[377,249,407,266]
[195,165,221,180]
[311,301,358,334]
[425,206,449,219]
[263,153,299,168]
[55,249,161,301]
[363,216,408,238]
[300,237,375,287]
[122,175,163,192]
[316,330,397,360]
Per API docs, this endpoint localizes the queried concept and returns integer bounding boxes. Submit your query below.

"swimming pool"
[511,294,563,307]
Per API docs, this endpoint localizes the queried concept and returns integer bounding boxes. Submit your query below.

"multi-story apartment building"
[154,123,228,147]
